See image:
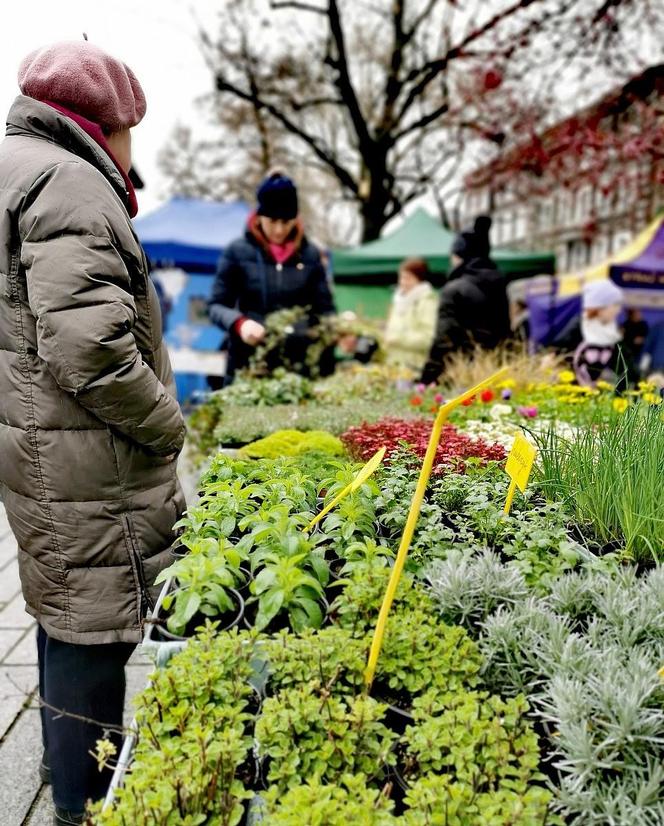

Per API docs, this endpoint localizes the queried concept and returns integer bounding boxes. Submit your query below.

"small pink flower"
[518,405,538,418]
[434,393,445,404]
[415,383,426,393]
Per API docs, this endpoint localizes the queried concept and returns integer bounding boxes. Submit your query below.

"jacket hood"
[447,256,500,283]
[6,95,130,209]
[246,211,305,262]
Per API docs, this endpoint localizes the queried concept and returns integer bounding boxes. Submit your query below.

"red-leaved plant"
[341,418,505,473]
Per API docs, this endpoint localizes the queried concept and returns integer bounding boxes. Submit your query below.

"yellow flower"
[638,380,656,392]
[498,379,517,390]
[596,380,614,392]
[558,370,575,384]
[659,665,664,680]
[642,392,662,406]
[613,398,629,414]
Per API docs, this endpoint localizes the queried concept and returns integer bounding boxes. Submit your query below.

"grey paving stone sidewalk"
[0,504,153,825]
[0,451,199,824]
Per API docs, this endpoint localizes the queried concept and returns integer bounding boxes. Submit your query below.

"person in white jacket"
[384,258,438,374]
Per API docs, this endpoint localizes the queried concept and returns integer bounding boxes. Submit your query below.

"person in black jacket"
[208,172,336,382]
[421,216,510,384]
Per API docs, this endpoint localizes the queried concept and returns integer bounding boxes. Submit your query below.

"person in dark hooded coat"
[208,172,335,382]
[421,216,510,384]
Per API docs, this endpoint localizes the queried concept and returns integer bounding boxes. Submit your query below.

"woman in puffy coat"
[0,42,185,823]
[383,258,438,374]
[208,171,336,382]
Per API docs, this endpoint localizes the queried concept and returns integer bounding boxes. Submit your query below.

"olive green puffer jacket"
[0,96,186,644]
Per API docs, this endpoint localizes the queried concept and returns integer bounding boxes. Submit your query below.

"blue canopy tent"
[133,197,251,401]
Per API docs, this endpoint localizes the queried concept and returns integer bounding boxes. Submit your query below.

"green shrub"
[402,693,541,792]
[403,774,557,826]
[239,429,345,460]
[255,687,397,791]
[378,608,482,699]
[93,627,257,826]
[263,627,368,695]
[332,568,431,635]
[259,774,396,824]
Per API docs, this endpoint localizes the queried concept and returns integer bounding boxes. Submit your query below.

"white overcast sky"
[0,0,214,214]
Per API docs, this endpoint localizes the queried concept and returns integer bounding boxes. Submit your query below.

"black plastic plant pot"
[237,564,254,599]
[373,685,415,734]
[376,520,395,540]
[170,545,189,560]
[388,763,410,815]
[391,763,410,793]
[327,557,345,582]
[157,587,245,642]
[243,595,330,633]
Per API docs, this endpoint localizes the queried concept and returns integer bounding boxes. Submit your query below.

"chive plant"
[535,407,664,563]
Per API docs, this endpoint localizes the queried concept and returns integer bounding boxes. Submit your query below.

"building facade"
[461,65,664,272]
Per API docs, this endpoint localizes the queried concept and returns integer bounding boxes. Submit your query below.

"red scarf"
[248,211,304,264]
[45,102,139,218]
[270,239,298,265]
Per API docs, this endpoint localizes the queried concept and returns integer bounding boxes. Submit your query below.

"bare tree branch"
[396,0,548,123]
[270,0,327,13]
[215,75,359,194]
[326,0,375,152]
[377,0,407,137]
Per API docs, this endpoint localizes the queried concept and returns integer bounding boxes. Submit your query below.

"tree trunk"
[359,153,393,242]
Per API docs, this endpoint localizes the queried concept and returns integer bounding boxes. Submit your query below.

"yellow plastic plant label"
[503,433,537,516]
[350,447,386,491]
[364,367,509,688]
[306,447,386,531]
[505,433,537,493]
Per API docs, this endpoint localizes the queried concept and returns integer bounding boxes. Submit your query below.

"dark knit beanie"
[256,173,299,220]
[452,215,492,261]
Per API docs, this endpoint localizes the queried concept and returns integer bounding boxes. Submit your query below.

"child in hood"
[573,280,626,387]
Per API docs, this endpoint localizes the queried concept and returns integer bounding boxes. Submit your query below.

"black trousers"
[37,626,135,812]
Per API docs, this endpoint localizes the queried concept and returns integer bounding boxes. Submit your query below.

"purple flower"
[501,388,512,400]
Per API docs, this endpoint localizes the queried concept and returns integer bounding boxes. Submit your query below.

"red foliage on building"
[466,64,664,200]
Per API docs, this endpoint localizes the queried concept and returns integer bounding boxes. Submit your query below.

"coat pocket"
[121,513,155,618]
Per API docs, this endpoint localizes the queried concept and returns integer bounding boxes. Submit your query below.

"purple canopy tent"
[527,217,664,347]
[611,219,664,292]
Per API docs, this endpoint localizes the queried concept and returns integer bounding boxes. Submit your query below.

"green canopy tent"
[331,208,555,317]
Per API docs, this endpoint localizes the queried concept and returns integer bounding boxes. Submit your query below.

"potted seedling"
[247,553,328,633]
[254,685,397,792]
[154,546,246,640]
[373,607,483,731]
[256,774,396,824]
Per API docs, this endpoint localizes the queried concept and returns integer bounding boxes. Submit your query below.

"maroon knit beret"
[18,41,146,132]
